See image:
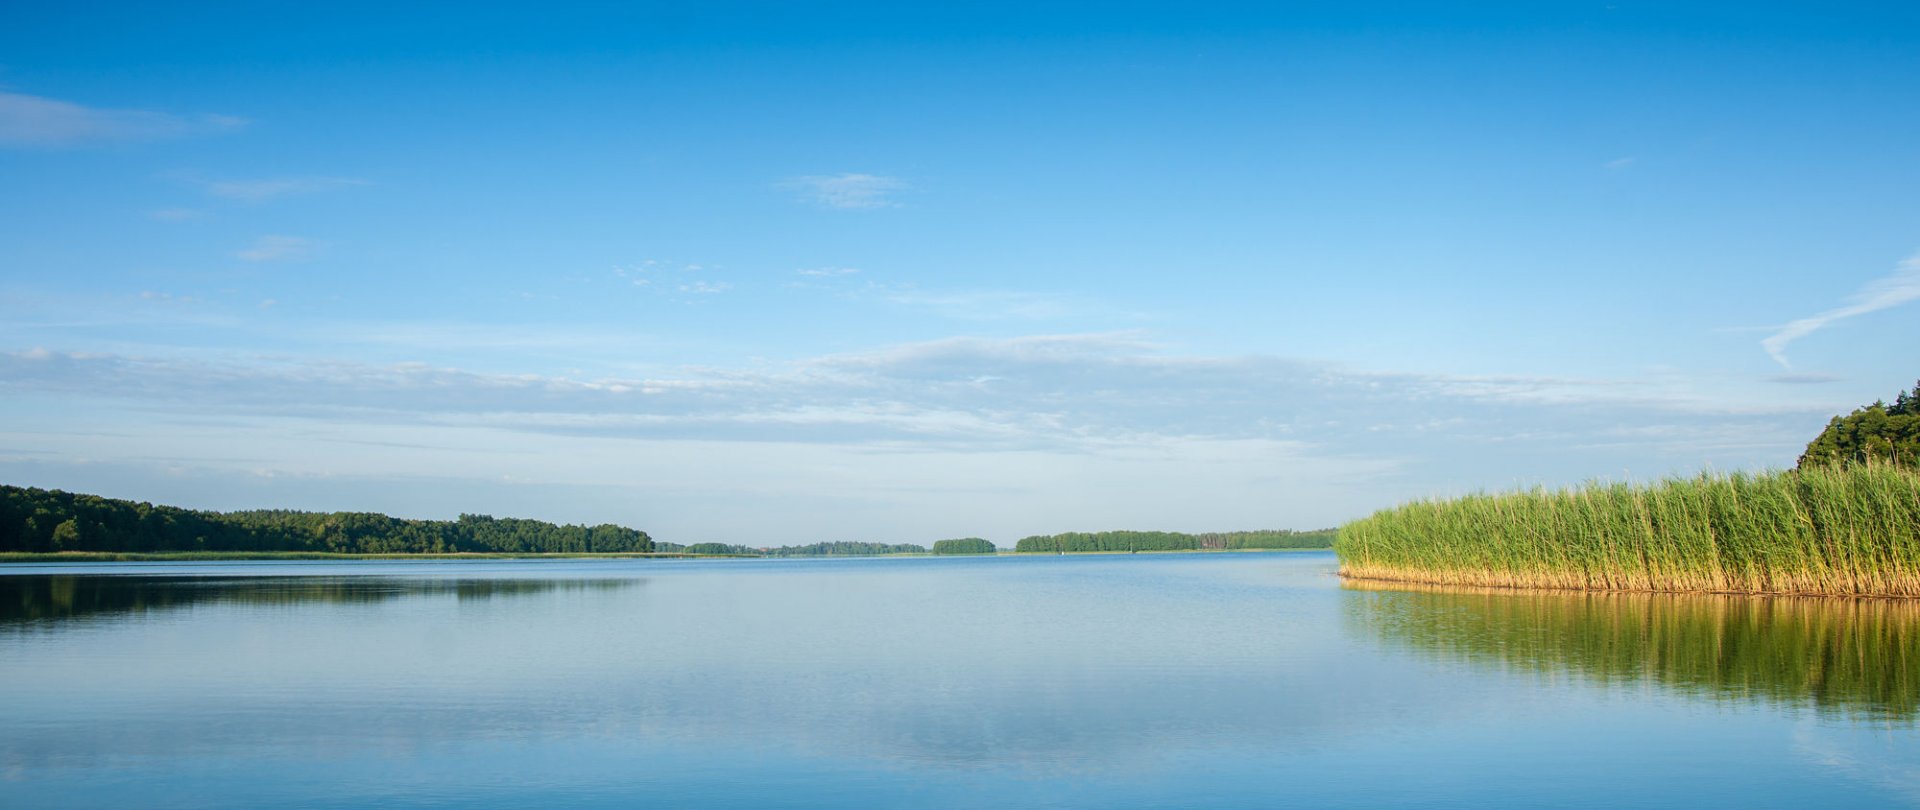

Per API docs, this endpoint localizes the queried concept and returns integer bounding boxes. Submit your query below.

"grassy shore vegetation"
[1014,529,1335,553]
[1345,581,1920,722]
[1335,464,1920,596]
[1338,383,1920,597]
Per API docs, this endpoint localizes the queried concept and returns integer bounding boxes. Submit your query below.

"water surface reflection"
[1345,580,1920,721]
[2,556,1916,808]
[1,575,640,626]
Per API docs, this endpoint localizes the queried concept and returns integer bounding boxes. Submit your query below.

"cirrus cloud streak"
[0,91,244,147]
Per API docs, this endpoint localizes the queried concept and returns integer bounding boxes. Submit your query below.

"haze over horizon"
[2,3,1916,544]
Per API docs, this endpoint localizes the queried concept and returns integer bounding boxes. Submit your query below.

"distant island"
[1335,380,1920,597]
[931,538,997,555]
[0,484,1328,561]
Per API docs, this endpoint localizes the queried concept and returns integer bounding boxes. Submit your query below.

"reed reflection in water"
[1345,580,1920,722]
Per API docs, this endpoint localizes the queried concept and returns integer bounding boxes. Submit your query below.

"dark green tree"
[1799,380,1920,469]
[0,485,653,554]
[49,519,79,551]
[930,538,996,555]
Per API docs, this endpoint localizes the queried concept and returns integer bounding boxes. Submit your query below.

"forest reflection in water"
[1,574,642,626]
[1344,579,1920,722]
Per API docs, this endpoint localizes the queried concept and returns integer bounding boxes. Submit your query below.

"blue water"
[1,552,1914,808]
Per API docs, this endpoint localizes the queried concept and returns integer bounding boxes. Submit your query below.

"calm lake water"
[2,552,1915,808]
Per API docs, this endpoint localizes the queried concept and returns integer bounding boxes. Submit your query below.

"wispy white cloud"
[313,320,664,356]
[235,235,317,262]
[793,276,1117,322]
[0,91,244,147]
[810,332,1156,373]
[1766,373,1842,385]
[197,176,368,202]
[0,332,1816,457]
[137,291,197,305]
[615,260,712,285]
[146,208,202,222]
[1604,156,1636,170]
[611,261,734,295]
[880,287,1076,320]
[0,334,1828,539]
[785,173,906,210]
[1762,254,1920,367]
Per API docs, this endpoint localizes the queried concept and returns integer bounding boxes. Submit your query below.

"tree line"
[767,541,930,557]
[1013,529,1336,553]
[3,483,1334,558]
[1800,379,1920,469]
[931,537,996,555]
[0,486,653,554]
[655,540,982,556]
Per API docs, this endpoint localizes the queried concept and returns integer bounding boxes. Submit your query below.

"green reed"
[1335,464,1920,596]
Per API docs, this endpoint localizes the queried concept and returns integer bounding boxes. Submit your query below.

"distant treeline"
[1013,529,1336,553]
[655,542,758,556]
[643,541,926,556]
[3,483,1331,559]
[0,486,654,554]
[768,541,929,557]
[653,540,978,556]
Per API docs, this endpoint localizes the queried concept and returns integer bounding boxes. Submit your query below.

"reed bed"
[1334,464,1920,597]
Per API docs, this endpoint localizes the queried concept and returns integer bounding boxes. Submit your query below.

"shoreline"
[0,547,1334,564]
[1337,566,1920,600]
[1333,465,1920,601]
[0,551,748,563]
[1010,547,1331,556]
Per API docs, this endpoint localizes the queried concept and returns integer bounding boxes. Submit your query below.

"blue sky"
[2,2,1916,544]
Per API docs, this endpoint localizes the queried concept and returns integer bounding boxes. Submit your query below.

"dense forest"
[930,537,996,555]
[1013,529,1336,553]
[0,486,653,554]
[1800,380,1920,469]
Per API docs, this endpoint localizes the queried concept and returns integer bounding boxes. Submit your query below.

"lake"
[2,552,1915,808]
